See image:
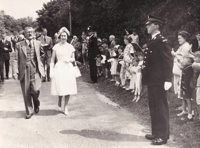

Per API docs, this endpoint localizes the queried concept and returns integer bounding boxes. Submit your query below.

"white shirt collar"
[152,31,160,39]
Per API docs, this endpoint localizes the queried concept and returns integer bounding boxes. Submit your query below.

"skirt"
[110,58,118,75]
[51,61,77,96]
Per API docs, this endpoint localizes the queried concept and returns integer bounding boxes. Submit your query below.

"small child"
[96,51,103,77]
[108,45,119,82]
[191,51,200,125]
[132,52,144,102]
[128,57,138,92]
[116,46,124,86]
[177,55,194,121]
[101,40,110,78]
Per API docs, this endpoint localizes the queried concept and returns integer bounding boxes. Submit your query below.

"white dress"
[51,43,77,96]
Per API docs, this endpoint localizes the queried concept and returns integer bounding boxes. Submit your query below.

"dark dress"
[143,33,173,141]
[181,65,194,98]
[88,35,98,83]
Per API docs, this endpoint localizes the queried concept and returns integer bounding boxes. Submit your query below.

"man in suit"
[11,31,19,51]
[38,28,53,82]
[88,26,98,83]
[0,31,12,79]
[142,15,173,145]
[13,27,45,119]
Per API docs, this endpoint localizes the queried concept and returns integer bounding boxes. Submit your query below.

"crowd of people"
[0,14,200,145]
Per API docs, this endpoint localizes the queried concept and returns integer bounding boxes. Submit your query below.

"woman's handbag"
[173,62,182,76]
[71,61,81,78]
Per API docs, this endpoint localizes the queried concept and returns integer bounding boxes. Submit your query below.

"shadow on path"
[60,129,148,142]
[0,109,60,119]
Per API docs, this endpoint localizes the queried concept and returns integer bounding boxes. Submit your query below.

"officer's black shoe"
[145,134,156,140]
[151,138,167,145]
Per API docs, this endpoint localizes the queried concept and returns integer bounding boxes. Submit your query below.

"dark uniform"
[0,40,12,79]
[143,33,173,141]
[88,35,98,83]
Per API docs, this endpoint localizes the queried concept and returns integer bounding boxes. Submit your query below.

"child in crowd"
[127,57,138,91]
[177,55,194,121]
[132,52,144,102]
[96,49,103,77]
[101,40,110,79]
[191,51,200,125]
[108,45,119,82]
[116,46,124,86]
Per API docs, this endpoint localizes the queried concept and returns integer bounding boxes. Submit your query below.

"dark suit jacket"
[143,34,173,85]
[38,35,53,58]
[0,40,12,60]
[13,39,45,81]
[88,36,98,59]
[11,37,19,51]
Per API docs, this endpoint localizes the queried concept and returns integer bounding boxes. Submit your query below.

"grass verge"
[80,66,200,148]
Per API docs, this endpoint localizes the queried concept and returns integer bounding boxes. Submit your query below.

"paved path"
[0,78,177,148]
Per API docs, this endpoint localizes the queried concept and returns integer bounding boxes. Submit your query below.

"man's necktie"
[29,41,32,48]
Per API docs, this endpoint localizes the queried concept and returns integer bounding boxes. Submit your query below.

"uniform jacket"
[143,34,173,85]
[13,40,45,81]
[0,40,12,60]
[38,35,53,57]
[88,35,98,59]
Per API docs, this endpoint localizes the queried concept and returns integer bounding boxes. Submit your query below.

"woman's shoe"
[126,87,132,91]
[64,107,69,115]
[177,111,188,117]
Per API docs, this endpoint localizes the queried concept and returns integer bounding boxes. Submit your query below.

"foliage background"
[36,0,200,47]
[0,10,37,35]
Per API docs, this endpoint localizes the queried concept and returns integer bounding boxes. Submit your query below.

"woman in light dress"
[50,27,77,115]
[171,31,191,113]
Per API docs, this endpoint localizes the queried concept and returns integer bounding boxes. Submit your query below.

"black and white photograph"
[0,0,200,148]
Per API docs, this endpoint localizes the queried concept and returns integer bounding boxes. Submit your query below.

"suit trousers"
[0,60,4,80]
[89,58,97,83]
[20,68,40,115]
[5,60,9,78]
[148,85,169,140]
[41,49,51,80]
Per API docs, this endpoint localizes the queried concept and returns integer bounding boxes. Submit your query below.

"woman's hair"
[124,35,132,43]
[178,31,190,42]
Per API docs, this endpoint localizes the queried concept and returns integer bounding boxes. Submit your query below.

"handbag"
[71,61,81,78]
[173,62,182,76]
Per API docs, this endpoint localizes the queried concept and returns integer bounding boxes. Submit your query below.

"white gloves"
[164,82,172,91]
[50,63,54,79]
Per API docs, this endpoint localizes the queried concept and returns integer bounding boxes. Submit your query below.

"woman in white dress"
[50,27,77,115]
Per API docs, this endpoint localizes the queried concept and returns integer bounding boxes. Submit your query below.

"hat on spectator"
[146,15,165,25]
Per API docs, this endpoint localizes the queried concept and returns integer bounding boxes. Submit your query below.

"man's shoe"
[145,134,156,140]
[48,78,51,82]
[42,79,46,82]
[151,138,167,145]
[34,107,40,114]
[25,113,33,119]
